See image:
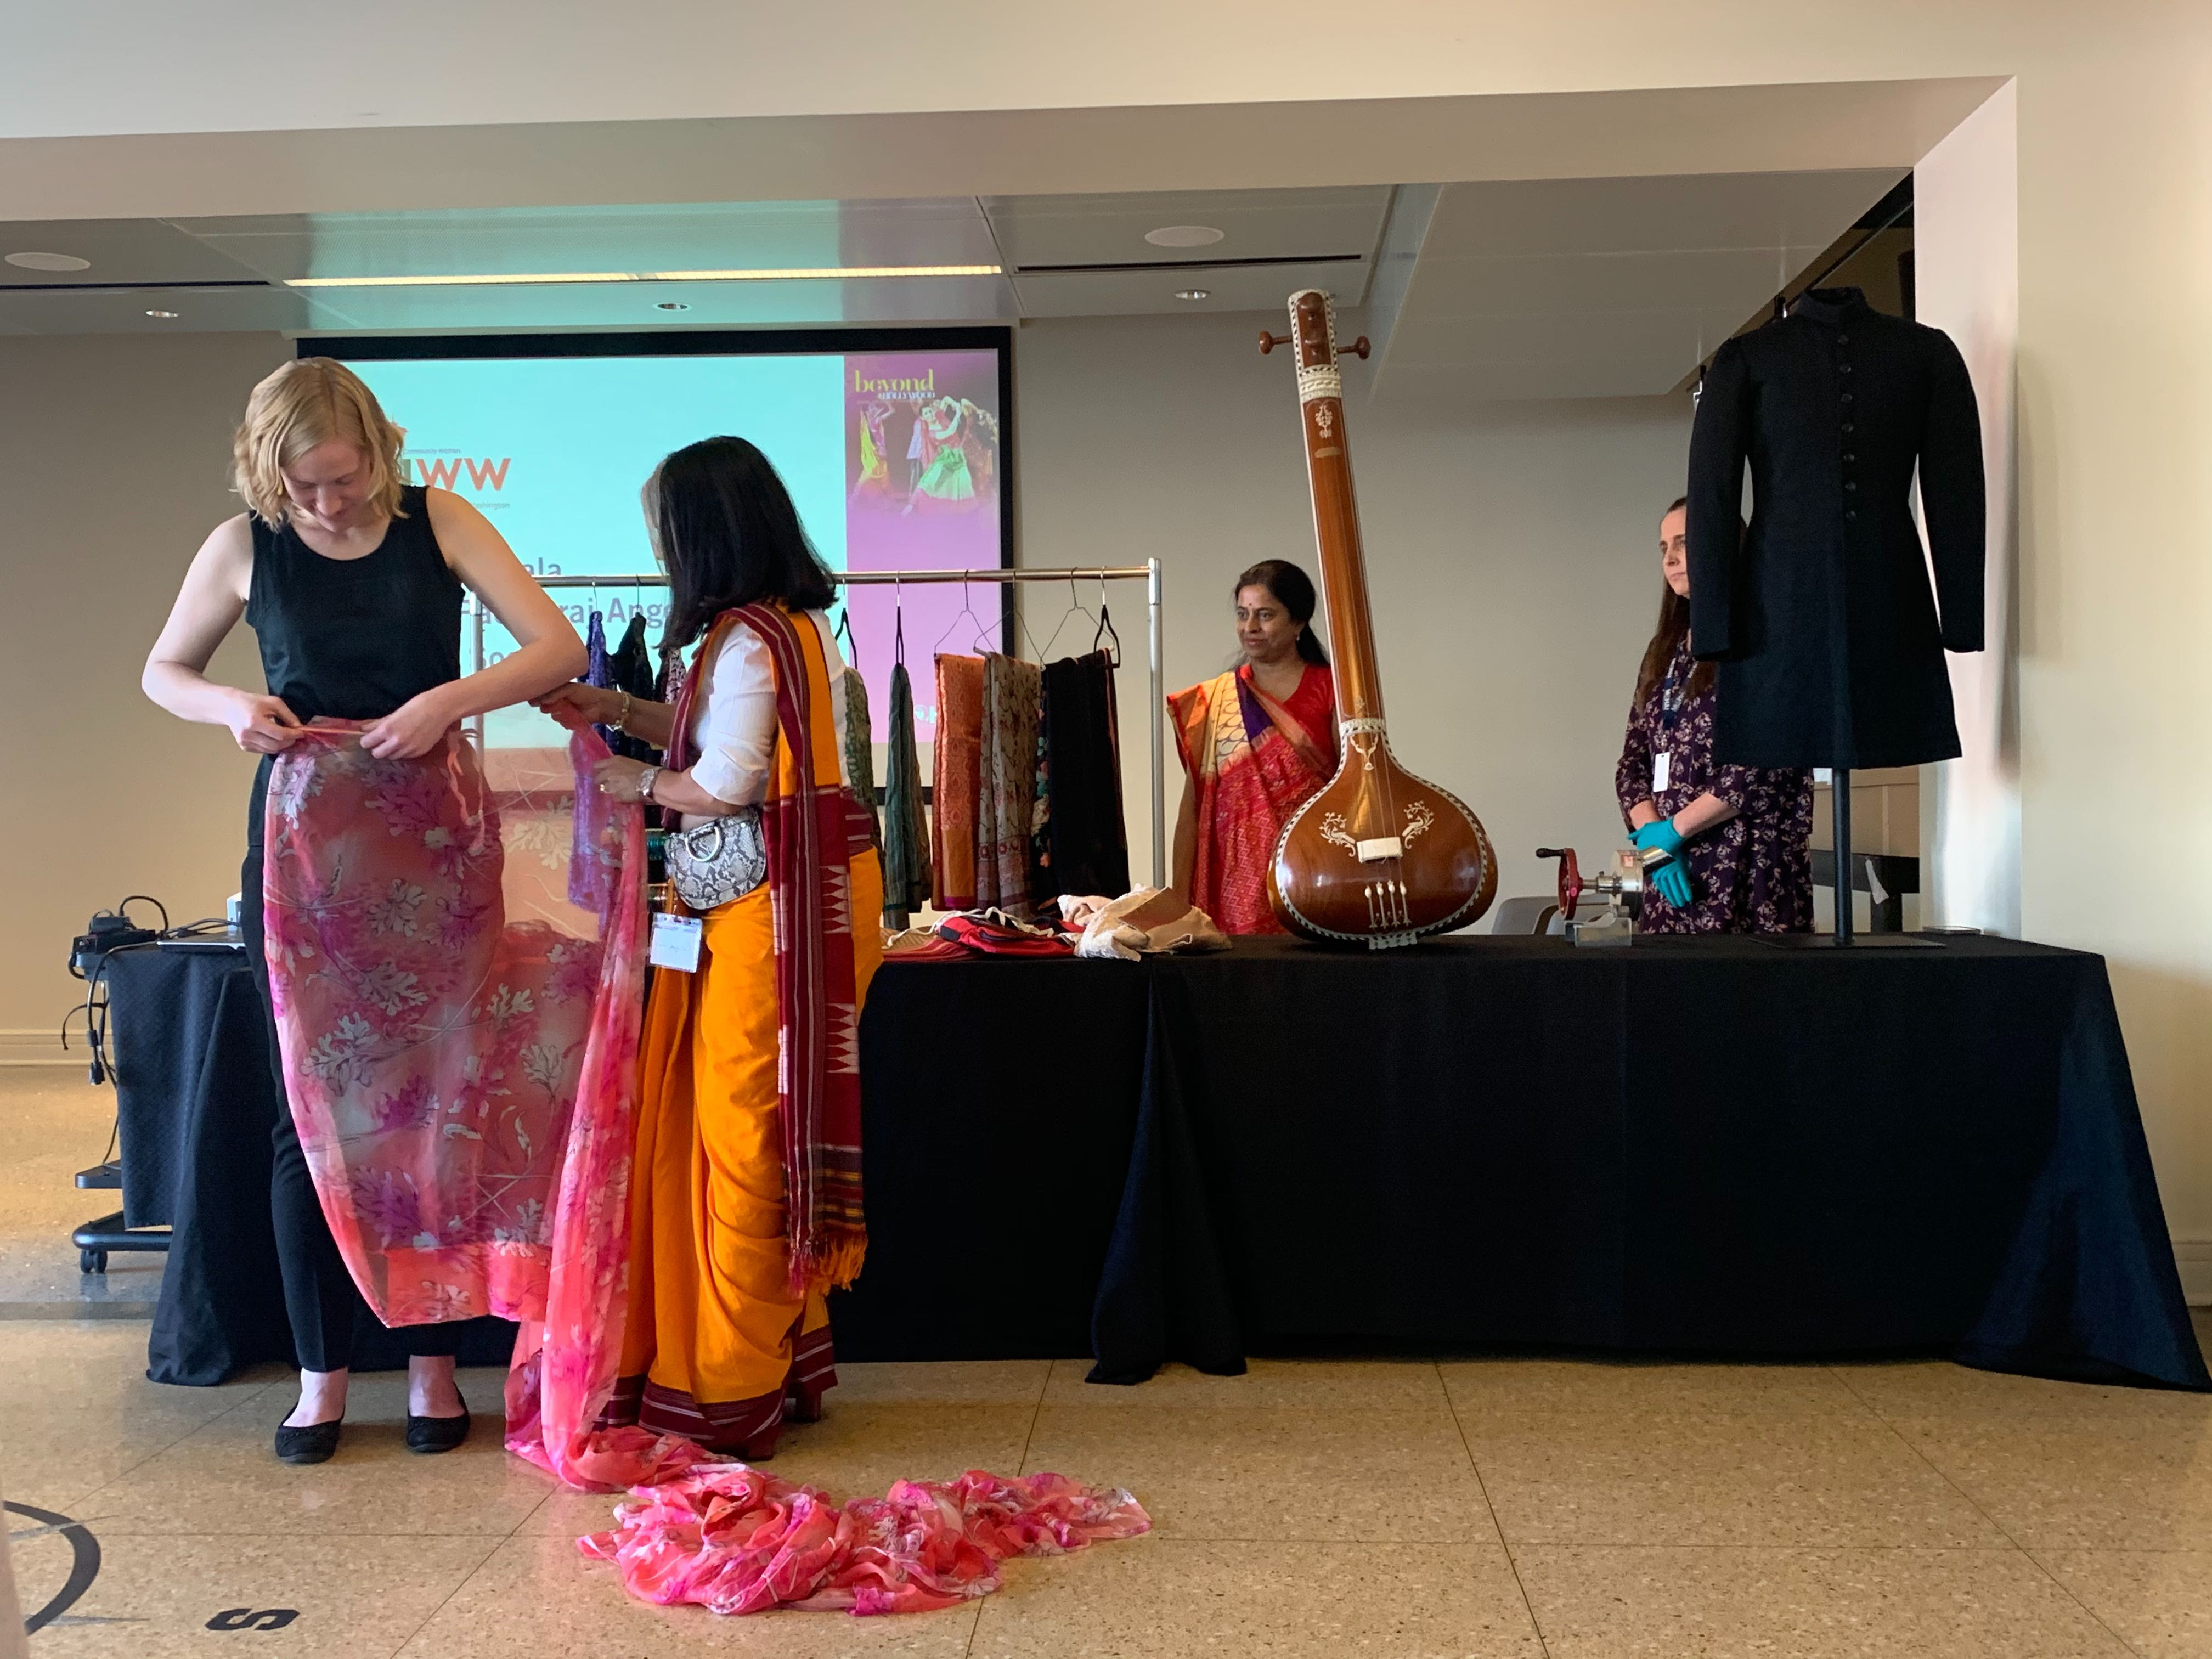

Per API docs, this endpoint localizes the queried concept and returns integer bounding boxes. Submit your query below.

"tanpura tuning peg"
[1258,330,1292,355]
[1343,336,1372,359]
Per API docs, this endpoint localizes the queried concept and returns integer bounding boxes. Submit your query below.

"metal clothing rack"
[469,560,1167,886]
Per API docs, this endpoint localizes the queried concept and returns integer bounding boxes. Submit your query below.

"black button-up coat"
[1686,287,1984,769]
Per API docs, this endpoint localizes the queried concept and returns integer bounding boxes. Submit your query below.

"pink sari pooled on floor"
[267,717,1150,1612]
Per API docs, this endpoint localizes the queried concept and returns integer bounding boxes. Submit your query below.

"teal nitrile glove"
[1631,817,1686,859]
[1651,859,1694,909]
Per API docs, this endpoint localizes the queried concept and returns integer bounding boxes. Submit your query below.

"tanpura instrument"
[1260,289,1496,947]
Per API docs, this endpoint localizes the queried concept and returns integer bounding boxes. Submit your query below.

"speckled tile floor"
[0,1068,163,1314]
[6,1071,2212,1656]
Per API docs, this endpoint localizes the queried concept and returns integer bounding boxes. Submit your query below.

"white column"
[1912,81,2021,935]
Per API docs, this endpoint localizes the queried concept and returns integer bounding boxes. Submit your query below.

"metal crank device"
[1534,844,1672,946]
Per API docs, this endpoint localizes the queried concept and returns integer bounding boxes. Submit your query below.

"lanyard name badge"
[650,912,704,973]
[1653,653,1689,796]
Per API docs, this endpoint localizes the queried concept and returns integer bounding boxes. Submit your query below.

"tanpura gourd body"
[1260,290,1496,946]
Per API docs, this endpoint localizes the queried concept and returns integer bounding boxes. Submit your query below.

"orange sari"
[1167,663,1336,935]
[611,606,883,1460]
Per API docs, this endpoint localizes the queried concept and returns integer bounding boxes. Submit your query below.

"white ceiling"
[0,172,1899,400]
[0,191,1391,336]
[1374,170,1905,400]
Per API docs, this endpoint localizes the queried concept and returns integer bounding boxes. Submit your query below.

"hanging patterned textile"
[930,653,984,910]
[974,652,1042,916]
[840,665,879,852]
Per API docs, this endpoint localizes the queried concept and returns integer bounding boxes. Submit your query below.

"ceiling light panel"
[1146,225,1225,247]
[179,199,1002,287]
[284,264,1002,288]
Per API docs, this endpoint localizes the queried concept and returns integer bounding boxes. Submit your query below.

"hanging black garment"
[610,612,657,701]
[879,658,933,920]
[1687,287,1985,769]
[1034,651,1130,901]
[593,612,661,764]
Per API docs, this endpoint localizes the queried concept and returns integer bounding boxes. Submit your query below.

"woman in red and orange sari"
[537,437,881,1462]
[1167,560,1337,935]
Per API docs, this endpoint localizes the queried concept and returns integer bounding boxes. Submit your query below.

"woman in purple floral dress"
[1615,498,1813,934]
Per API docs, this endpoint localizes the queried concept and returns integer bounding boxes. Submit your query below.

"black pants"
[240,767,458,1373]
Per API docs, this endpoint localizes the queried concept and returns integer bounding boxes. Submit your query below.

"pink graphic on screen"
[840,351,1004,744]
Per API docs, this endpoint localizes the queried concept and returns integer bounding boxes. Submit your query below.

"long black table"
[121,932,2205,1395]
[1081,934,2208,1390]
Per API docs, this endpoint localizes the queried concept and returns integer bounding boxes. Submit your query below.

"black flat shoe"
[274,1419,342,1465]
[406,1393,470,1455]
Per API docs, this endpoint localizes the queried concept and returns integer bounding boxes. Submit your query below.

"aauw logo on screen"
[403,455,512,490]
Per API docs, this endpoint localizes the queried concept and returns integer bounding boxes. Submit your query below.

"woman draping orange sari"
[608,603,883,1459]
[1167,662,1337,935]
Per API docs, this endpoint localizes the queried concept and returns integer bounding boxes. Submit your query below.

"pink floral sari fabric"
[263,724,613,1327]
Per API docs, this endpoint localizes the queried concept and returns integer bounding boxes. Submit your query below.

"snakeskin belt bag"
[665,809,768,911]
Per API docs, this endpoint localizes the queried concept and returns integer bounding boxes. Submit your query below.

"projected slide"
[334,342,1004,747]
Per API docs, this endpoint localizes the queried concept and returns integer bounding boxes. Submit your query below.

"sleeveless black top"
[246,484,462,723]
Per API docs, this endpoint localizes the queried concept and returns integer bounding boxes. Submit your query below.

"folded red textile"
[933,910,1076,957]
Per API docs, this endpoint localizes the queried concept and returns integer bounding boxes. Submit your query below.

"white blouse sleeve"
[684,612,851,807]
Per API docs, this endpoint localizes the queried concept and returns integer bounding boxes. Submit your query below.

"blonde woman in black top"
[143,358,584,1462]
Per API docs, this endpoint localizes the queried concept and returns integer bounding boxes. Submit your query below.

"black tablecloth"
[1088,934,2209,1391]
[107,944,235,1228]
[106,948,516,1385]
[116,932,2204,1396]
[829,954,1150,1359]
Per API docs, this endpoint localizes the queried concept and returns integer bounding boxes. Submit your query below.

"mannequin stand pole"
[1832,767,1854,945]
[1769,765,1935,947]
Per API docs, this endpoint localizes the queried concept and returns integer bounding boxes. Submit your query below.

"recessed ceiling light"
[1175,289,1212,301]
[144,308,179,318]
[284,265,1002,289]
[656,301,691,311]
[6,251,92,272]
[1146,226,1224,249]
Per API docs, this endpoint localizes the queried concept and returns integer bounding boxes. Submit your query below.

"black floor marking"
[4,1500,100,1635]
[207,1607,300,1630]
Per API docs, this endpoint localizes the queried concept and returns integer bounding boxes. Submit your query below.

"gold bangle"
[613,690,632,733]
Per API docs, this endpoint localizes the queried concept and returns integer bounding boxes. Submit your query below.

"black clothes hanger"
[1094,602,1122,669]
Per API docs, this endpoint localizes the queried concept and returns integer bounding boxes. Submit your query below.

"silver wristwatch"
[637,765,661,804]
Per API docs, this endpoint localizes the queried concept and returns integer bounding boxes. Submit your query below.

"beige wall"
[1917,80,2022,938]
[0,333,288,1055]
[1010,312,1692,909]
